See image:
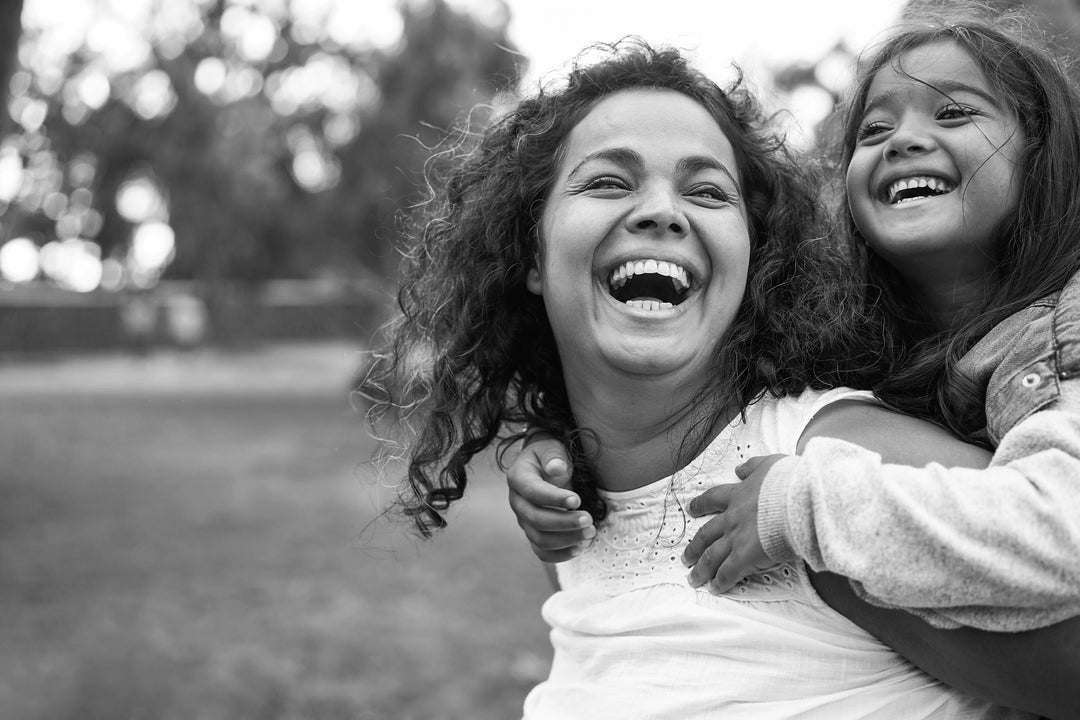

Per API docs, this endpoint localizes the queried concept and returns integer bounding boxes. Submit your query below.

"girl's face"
[528,88,751,390]
[846,40,1025,284]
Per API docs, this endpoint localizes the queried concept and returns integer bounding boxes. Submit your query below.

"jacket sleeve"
[758,409,1080,631]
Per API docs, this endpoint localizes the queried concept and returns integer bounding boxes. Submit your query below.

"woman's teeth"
[885,175,955,204]
[625,299,674,310]
[610,259,690,289]
[607,259,691,309]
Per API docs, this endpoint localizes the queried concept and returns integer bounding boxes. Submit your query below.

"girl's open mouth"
[882,175,956,204]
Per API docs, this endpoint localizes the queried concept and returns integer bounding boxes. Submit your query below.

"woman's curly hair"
[837,8,1080,443]
[364,39,885,537]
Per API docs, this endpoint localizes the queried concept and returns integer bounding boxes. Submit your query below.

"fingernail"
[576,514,591,527]
[686,572,699,587]
[564,495,580,510]
[582,527,596,539]
[546,458,568,475]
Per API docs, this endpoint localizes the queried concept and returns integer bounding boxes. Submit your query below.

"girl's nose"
[625,185,688,236]
[883,123,937,159]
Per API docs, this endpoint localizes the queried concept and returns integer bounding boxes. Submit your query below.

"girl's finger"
[708,556,748,595]
[522,526,595,552]
[734,455,768,479]
[682,514,728,571]
[687,533,732,588]
[687,484,732,517]
[509,490,592,533]
[534,545,584,564]
[508,460,581,510]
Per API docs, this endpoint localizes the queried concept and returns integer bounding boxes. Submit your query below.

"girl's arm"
[808,570,1080,720]
[761,401,1080,631]
[686,400,1080,629]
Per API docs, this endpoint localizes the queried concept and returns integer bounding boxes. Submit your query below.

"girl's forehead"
[869,40,992,97]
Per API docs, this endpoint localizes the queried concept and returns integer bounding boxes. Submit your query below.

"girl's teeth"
[886,175,955,204]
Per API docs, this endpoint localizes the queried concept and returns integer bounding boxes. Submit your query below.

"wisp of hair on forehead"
[363,39,883,537]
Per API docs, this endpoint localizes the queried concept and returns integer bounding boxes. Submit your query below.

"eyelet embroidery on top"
[561,435,810,603]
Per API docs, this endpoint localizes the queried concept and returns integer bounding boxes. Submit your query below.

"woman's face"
[528,88,751,392]
[845,40,1025,287]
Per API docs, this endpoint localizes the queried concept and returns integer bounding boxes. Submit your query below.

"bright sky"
[500,0,907,84]
[493,0,908,141]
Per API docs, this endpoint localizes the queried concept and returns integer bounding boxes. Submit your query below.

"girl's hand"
[507,436,595,563]
[682,454,786,593]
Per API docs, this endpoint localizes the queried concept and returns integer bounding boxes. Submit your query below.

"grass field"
[0,343,553,720]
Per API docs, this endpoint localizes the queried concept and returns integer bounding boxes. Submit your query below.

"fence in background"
[0,279,390,354]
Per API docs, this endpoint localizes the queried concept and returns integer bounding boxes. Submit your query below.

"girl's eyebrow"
[862,79,1005,117]
[567,148,741,191]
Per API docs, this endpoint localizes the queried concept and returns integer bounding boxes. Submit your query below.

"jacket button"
[1022,373,1042,388]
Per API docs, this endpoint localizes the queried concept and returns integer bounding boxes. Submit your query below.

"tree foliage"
[0,0,521,287]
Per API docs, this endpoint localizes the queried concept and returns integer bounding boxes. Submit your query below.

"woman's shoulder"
[740,387,878,455]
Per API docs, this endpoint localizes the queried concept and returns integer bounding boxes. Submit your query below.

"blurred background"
[2,1,1079,718]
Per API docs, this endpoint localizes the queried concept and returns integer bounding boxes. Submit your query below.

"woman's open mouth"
[607,259,691,311]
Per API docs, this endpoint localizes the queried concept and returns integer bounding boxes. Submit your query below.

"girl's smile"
[527,88,750,387]
[846,40,1025,289]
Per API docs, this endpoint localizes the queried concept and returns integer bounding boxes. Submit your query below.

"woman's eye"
[856,121,889,142]
[583,176,629,192]
[688,185,728,202]
[938,103,977,121]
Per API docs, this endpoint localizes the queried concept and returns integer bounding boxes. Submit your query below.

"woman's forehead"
[558,89,741,181]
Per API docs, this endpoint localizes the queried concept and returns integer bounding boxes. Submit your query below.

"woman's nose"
[625,185,687,235]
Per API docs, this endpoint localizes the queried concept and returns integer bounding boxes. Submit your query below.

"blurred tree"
[0,0,521,301]
[0,0,24,136]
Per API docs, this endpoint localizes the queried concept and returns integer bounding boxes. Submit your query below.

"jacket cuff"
[758,455,802,563]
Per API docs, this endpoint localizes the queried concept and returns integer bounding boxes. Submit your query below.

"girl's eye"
[856,120,890,142]
[937,103,977,121]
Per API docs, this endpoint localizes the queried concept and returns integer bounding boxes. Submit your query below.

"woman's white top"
[522,388,1031,720]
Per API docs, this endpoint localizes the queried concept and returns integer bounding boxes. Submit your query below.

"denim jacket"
[956,270,1080,444]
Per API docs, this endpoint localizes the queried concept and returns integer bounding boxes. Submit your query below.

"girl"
[366,40,1020,718]
[680,16,1080,633]
[508,13,1080,719]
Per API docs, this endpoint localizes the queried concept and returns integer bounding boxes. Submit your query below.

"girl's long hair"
[838,11,1080,442]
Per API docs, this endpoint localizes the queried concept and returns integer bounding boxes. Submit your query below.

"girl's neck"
[564,372,732,492]
[893,260,991,331]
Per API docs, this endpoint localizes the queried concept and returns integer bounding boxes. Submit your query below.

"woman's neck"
[563,372,731,492]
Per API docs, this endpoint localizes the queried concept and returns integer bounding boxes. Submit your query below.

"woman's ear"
[526,265,543,295]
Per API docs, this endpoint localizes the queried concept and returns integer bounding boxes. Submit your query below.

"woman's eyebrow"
[567,147,642,179]
[678,155,741,191]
